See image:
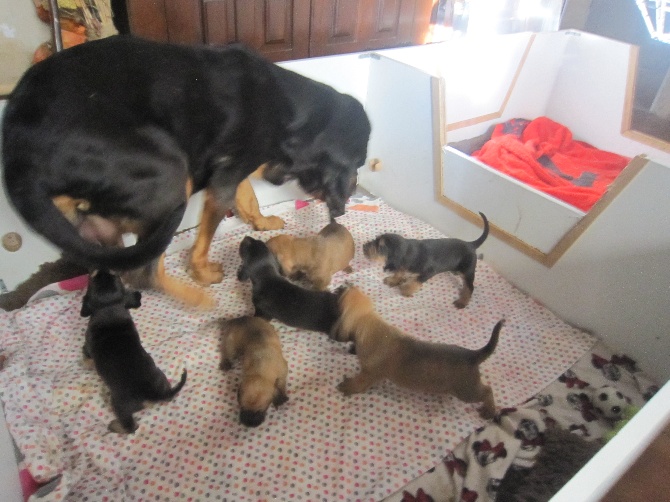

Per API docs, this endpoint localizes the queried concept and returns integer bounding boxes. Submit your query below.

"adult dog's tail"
[470,212,490,249]
[5,181,185,271]
[472,319,504,364]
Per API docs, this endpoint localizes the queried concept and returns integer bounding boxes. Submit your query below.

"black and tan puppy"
[80,270,187,433]
[3,35,370,306]
[363,212,489,308]
[266,219,355,290]
[220,316,289,427]
[332,286,503,419]
[237,236,340,333]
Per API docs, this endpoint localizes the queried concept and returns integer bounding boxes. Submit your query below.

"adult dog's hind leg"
[189,188,226,286]
[235,175,285,231]
[454,272,474,309]
[156,254,215,309]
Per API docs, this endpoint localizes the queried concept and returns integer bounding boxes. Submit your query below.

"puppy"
[363,212,489,308]
[266,219,355,290]
[237,236,340,333]
[81,270,187,433]
[220,316,289,427]
[331,286,503,419]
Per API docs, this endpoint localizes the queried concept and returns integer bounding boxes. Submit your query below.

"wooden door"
[309,0,420,57]
[203,0,311,62]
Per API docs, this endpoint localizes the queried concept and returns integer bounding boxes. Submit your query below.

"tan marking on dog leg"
[157,254,215,310]
[189,189,224,285]
[399,279,422,297]
[52,195,91,223]
[454,281,473,309]
[108,419,131,434]
[337,371,380,396]
[235,177,285,231]
[82,356,95,371]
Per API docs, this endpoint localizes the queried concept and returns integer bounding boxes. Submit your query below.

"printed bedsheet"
[0,198,597,501]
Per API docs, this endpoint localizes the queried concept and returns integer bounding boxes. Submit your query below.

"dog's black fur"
[81,270,187,433]
[363,212,489,308]
[2,35,370,271]
[237,236,340,333]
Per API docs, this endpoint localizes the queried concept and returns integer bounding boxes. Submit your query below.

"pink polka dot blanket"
[0,199,597,501]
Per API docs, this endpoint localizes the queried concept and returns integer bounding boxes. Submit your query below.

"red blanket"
[471,117,630,211]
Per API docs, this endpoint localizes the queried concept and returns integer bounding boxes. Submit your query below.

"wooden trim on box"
[445,33,536,132]
[436,155,649,267]
[543,155,648,266]
[621,45,638,134]
[431,75,445,202]
[621,44,670,153]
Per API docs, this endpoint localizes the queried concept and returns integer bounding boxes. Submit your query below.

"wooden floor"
[600,421,670,501]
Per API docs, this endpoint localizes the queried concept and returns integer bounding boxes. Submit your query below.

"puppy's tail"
[5,180,185,271]
[161,368,188,400]
[470,212,489,249]
[473,319,504,364]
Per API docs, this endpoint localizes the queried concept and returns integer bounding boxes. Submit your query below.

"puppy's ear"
[239,236,252,257]
[273,386,289,408]
[80,298,92,318]
[237,265,250,281]
[125,291,142,310]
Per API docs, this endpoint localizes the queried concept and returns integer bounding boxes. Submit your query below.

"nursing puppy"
[81,270,187,433]
[237,236,340,333]
[363,212,489,308]
[266,219,355,290]
[220,316,289,427]
[331,286,503,419]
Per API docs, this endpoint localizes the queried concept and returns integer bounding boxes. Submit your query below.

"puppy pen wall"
[0,29,669,501]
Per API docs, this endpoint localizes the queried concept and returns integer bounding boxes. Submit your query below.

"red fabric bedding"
[471,117,630,212]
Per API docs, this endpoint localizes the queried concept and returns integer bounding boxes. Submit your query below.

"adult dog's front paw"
[189,261,224,286]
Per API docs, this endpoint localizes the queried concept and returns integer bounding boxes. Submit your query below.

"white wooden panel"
[358,55,439,226]
[442,32,533,126]
[442,146,584,253]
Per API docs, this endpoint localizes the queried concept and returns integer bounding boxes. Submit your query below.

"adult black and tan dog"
[363,212,489,308]
[81,270,187,433]
[237,236,340,334]
[2,35,371,306]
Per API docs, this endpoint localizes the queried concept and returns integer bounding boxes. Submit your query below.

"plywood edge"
[436,193,549,263]
[436,155,648,267]
[621,45,638,135]
[543,155,648,266]
[445,33,536,132]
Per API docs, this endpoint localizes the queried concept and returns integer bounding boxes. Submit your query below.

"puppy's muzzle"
[240,409,266,427]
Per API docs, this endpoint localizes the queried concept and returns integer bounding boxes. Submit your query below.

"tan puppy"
[331,286,503,419]
[266,220,355,290]
[220,316,289,427]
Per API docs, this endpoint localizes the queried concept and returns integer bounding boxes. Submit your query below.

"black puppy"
[363,212,489,308]
[81,270,187,433]
[237,236,340,333]
[2,36,370,274]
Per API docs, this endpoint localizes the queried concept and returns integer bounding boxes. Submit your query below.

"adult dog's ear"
[125,290,142,310]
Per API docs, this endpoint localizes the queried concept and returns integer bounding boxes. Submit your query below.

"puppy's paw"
[251,215,285,231]
[399,281,421,297]
[383,276,401,287]
[478,405,496,420]
[453,299,468,309]
[220,359,233,371]
[189,261,224,286]
[108,419,137,434]
[337,378,354,396]
[82,357,95,371]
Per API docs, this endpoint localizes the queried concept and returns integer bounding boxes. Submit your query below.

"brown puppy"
[363,212,489,308]
[266,220,355,290]
[220,316,289,427]
[331,286,503,419]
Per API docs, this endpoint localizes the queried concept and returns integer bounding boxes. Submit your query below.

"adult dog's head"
[263,84,371,219]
